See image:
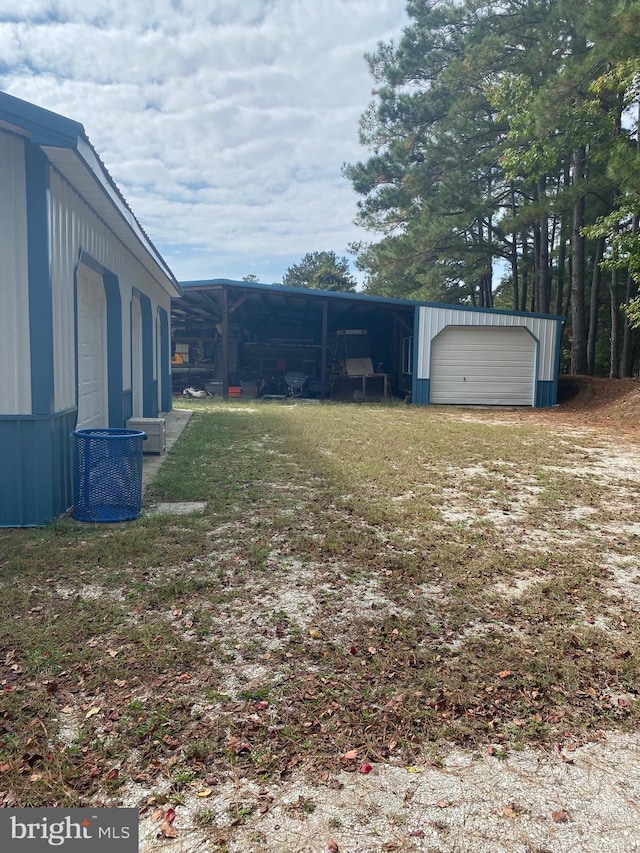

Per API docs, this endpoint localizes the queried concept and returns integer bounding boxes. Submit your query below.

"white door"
[131,296,143,418]
[430,325,536,406]
[76,266,108,429]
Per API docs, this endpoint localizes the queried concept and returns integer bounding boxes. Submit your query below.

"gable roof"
[0,90,181,297]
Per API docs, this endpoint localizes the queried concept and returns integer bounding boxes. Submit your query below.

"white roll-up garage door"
[430,325,536,406]
[76,266,107,429]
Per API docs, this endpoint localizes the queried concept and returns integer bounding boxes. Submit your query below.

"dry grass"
[1,394,640,849]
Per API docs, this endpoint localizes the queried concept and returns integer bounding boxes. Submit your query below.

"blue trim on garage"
[132,289,156,417]
[123,389,133,424]
[411,309,421,404]
[103,270,124,426]
[158,306,172,412]
[26,143,54,416]
[75,251,124,427]
[534,319,563,407]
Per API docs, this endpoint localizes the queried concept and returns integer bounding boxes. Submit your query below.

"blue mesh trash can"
[73,428,146,522]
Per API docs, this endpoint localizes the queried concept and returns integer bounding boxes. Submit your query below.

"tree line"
[342,0,640,377]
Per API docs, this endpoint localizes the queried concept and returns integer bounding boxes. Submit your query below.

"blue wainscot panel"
[412,378,430,406]
[0,410,76,526]
[535,381,558,408]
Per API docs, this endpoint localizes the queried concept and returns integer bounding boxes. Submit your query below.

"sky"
[0,0,409,285]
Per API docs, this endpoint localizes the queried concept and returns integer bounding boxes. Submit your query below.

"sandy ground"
[132,731,640,853]
[128,388,640,853]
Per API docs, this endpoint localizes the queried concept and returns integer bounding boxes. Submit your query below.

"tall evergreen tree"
[281,252,357,292]
[346,0,640,376]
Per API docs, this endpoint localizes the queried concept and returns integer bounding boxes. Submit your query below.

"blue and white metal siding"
[49,169,171,416]
[0,130,30,415]
[415,305,561,406]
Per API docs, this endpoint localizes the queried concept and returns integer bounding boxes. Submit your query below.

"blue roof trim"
[180,278,565,321]
[0,90,181,298]
[0,90,82,147]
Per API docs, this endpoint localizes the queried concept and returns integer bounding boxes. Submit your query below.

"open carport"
[171,279,416,401]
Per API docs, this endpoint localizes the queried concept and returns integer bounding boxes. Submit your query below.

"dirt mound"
[556,376,640,430]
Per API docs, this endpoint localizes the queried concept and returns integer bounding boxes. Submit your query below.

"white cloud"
[0,0,408,282]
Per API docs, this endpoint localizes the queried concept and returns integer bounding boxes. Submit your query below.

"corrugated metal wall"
[416,305,559,383]
[0,131,30,415]
[49,169,171,414]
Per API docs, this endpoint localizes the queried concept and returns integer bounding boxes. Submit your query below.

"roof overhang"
[0,91,181,298]
[172,279,417,340]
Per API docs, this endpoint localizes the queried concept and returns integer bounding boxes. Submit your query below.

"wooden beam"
[221,286,229,398]
[320,298,328,400]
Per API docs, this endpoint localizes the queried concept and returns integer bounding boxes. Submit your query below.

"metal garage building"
[171,280,563,408]
[0,92,180,527]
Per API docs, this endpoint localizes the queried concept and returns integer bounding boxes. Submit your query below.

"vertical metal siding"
[48,170,173,414]
[416,305,559,384]
[0,132,31,415]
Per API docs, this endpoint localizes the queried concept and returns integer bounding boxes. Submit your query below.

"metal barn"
[0,92,180,527]
[171,280,563,408]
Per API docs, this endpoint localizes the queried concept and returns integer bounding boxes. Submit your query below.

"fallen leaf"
[341,749,358,761]
[159,821,178,838]
[196,789,213,798]
[163,807,176,825]
[309,627,322,639]
[328,840,339,852]
[29,773,43,782]
[436,800,450,808]
[552,810,569,823]
[406,765,423,773]
[358,762,373,774]
[61,705,74,714]
[498,669,512,679]
[84,707,101,719]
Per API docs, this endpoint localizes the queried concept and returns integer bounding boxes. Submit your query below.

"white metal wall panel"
[416,305,558,382]
[0,131,31,415]
[49,169,171,412]
[430,326,536,405]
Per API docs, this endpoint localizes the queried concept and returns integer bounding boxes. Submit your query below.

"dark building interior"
[171,280,416,401]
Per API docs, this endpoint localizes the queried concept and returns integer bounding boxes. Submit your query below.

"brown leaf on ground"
[159,821,178,838]
[341,749,358,761]
[552,809,570,823]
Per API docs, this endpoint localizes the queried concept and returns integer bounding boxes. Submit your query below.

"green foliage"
[281,251,356,292]
[345,0,640,372]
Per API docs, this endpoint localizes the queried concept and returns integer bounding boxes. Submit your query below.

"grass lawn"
[1,398,639,816]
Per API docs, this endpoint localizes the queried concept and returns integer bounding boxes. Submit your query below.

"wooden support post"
[320,299,328,399]
[221,286,229,399]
